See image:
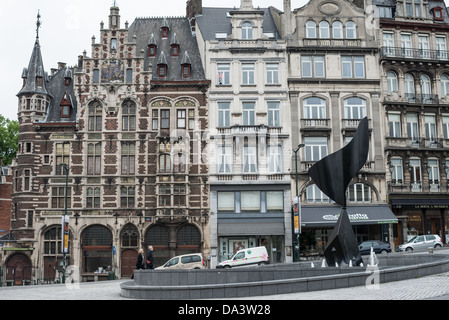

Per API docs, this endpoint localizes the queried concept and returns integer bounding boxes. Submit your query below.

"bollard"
[428,247,434,254]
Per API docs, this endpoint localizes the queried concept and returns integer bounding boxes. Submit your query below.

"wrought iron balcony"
[380,46,449,62]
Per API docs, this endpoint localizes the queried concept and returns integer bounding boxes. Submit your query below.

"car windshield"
[407,236,417,243]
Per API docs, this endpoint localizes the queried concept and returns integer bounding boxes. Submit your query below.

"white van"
[216,246,269,269]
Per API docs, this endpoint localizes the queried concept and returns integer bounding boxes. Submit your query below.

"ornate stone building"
[6,5,210,283]
[376,0,449,246]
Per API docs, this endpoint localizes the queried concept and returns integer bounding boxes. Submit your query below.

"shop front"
[390,198,449,247]
[299,205,398,255]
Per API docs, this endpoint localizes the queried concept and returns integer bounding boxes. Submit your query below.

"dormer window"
[148,33,157,57]
[171,44,180,56]
[161,18,170,38]
[182,64,191,78]
[60,93,71,118]
[149,44,157,57]
[242,21,253,40]
[433,7,443,20]
[64,68,72,87]
[158,64,167,78]
[36,77,43,88]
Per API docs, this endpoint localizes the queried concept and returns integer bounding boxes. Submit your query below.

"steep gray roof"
[17,40,50,97]
[44,67,78,123]
[128,17,206,82]
[195,7,281,41]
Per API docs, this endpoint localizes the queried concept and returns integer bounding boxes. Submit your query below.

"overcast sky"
[0,0,310,121]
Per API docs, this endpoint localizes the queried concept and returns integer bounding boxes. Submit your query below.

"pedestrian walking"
[131,248,145,279]
[146,245,154,269]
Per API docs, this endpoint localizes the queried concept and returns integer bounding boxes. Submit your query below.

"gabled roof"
[195,7,281,41]
[128,17,207,82]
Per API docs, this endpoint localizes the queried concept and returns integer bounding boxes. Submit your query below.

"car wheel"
[224,265,231,269]
[405,247,413,252]
[380,249,388,254]
[435,244,442,249]
[258,262,268,266]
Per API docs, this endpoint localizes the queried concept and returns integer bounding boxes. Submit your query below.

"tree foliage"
[0,114,19,165]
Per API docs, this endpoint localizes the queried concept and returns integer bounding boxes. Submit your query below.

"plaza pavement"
[1,250,449,300]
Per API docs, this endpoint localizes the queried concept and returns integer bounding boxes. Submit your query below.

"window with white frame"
[347,183,372,203]
[242,102,255,125]
[303,97,326,126]
[346,21,356,39]
[424,114,437,141]
[428,158,440,184]
[387,71,398,94]
[436,36,447,59]
[342,56,364,78]
[388,113,402,138]
[390,157,404,183]
[306,184,329,203]
[306,21,316,38]
[406,113,419,141]
[443,116,449,139]
[243,144,257,173]
[242,21,253,40]
[441,74,449,96]
[319,21,330,38]
[242,63,255,85]
[218,102,231,127]
[266,63,279,84]
[332,21,343,39]
[267,145,282,173]
[304,137,328,162]
[217,146,233,173]
[267,101,280,127]
[301,56,325,78]
[217,63,230,85]
[344,97,366,120]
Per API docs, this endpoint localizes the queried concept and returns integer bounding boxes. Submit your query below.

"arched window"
[404,73,415,95]
[319,21,330,38]
[121,224,139,247]
[303,97,326,120]
[177,225,201,256]
[81,225,112,273]
[441,74,449,96]
[420,74,432,102]
[387,71,398,94]
[332,21,343,39]
[306,21,316,38]
[346,21,356,39]
[347,183,372,203]
[242,21,253,39]
[145,225,170,267]
[344,97,366,120]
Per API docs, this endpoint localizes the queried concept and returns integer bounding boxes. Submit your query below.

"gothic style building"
[6,5,210,283]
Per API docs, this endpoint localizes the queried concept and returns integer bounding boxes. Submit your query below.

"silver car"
[396,234,443,252]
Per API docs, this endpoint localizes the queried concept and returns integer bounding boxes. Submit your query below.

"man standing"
[146,245,154,269]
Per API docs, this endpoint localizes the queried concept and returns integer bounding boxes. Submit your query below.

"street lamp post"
[292,144,305,262]
[59,163,69,283]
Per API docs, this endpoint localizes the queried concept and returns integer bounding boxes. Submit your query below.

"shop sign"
[323,213,370,221]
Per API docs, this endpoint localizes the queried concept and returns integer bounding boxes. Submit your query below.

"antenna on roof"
[36,10,42,40]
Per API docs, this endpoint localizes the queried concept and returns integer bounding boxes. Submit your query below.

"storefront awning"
[301,205,398,227]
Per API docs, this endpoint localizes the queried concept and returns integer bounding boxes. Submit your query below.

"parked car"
[216,246,269,269]
[155,253,206,270]
[396,234,443,252]
[358,240,392,255]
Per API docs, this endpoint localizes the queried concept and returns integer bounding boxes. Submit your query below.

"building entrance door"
[121,249,137,278]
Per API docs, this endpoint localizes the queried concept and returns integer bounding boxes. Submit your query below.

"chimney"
[186,0,202,19]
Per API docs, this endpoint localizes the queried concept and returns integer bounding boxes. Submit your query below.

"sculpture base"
[324,208,363,266]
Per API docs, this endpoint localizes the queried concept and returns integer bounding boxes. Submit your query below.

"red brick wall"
[0,174,12,237]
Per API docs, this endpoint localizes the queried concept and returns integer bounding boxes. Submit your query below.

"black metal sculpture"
[308,117,370,266]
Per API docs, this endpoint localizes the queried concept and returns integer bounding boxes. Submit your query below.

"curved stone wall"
[120,253,449,300]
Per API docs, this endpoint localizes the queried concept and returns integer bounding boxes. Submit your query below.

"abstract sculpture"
[308,117,370,266]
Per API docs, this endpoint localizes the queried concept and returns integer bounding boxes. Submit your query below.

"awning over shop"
[301,205,398,227]
[390,198,449,209]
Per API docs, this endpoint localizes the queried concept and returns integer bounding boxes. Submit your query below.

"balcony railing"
[388,181,449,194]
[303,38,361,48]
[380,46,449,61]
